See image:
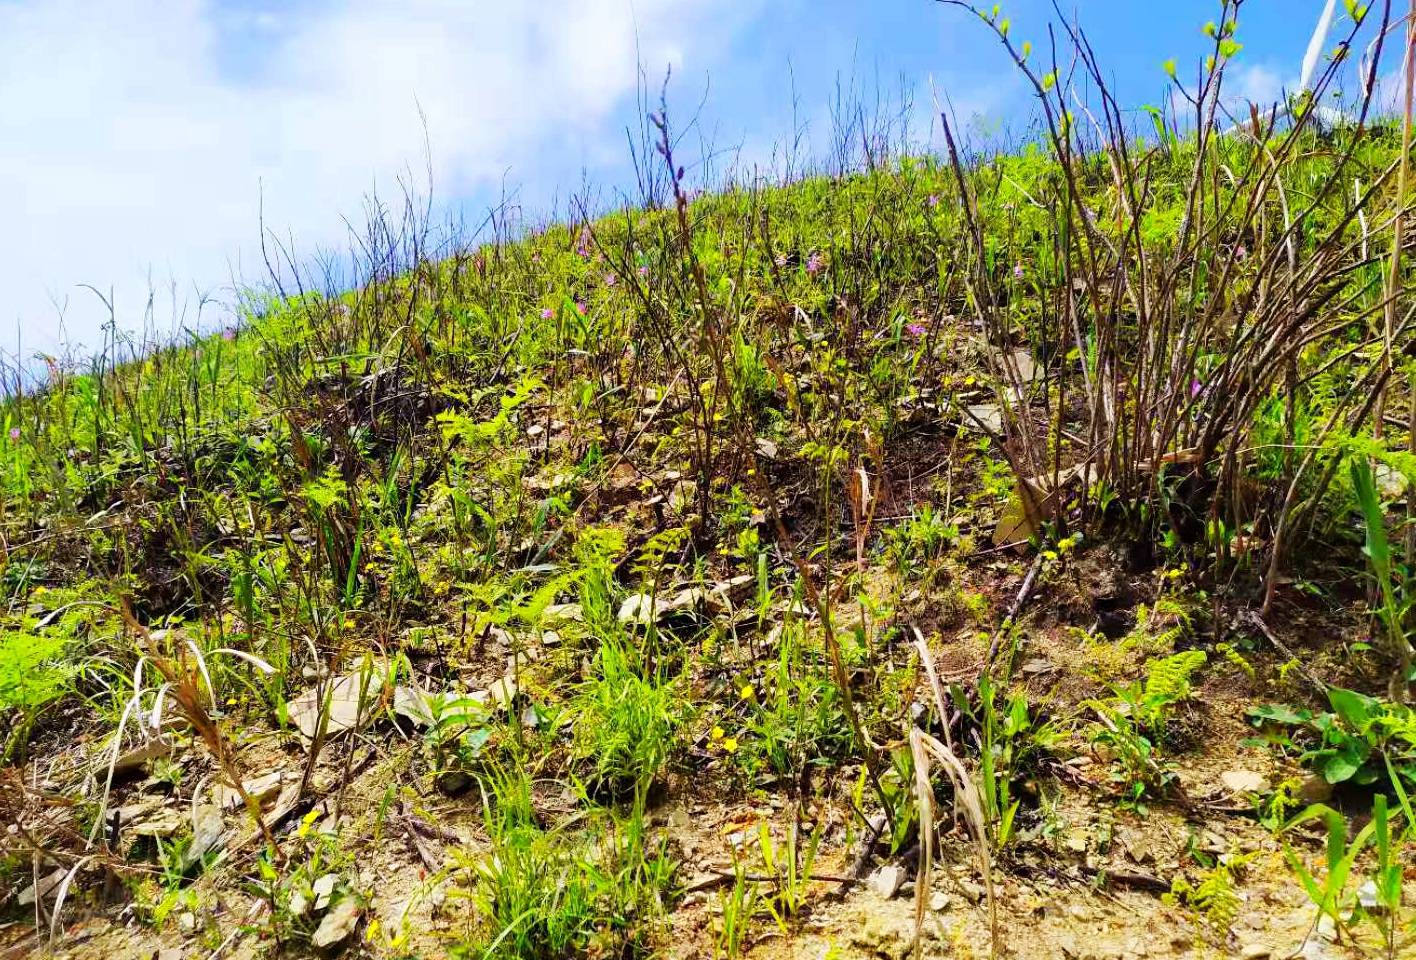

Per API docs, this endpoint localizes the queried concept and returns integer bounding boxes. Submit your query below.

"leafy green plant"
[0,629,74,760]
[740,621,851,782]
[954,676,1061,848]
[715,854,763,960]
[1249,687,1416,793]
[756,819,823,932]
[248,809,359,950]
[1281,794,1411,951]
[1350,459,1415,696]
[421,692,493,785]
[1085,651,1207,803]
[454,766,676,960]
[573,637,680,797]
[882,502,958,576]
[1165,849,1254,938]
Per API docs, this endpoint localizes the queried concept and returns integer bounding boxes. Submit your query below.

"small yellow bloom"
[32,585,46,596]
[365,919,382,943]
[739,684,754,700]
[710,725,725,741]
[296,808,320,839]
[343,618,356,630]
[721,737,738,754]
[363,562,376,572]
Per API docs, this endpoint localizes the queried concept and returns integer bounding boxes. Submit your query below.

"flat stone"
[311,897,361,950]
[17,867,65,906]
[870,864,905,898]
[129,808,185,838]
[1220,768,1269,796]
[96,737,173,777]
[287,668,388,739]
[485,677,517,710]
[184,803,225,869]
[216,768,293,810]
[312,873,339,911]
[964,403,1003,434]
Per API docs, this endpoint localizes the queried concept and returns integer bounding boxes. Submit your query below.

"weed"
[1350,458,1415,698]
[247,809,358,949]
[1165,848,1254,938]
[1250,687,1416,793]
[454,765,676,960]
[715,854,763,959]
[573,636,681,798]
[1085,651,1207,804]
[972,677,1061,848]
[1282,794,1412,953]
[0,629,73,760]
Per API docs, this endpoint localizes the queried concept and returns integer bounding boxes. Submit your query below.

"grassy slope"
[1,94,1415,958]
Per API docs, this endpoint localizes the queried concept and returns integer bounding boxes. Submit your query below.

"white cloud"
[0,0,760,361]
[1230,63,1286,107]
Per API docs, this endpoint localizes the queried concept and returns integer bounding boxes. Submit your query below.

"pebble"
[311,898,362,950]
[871,864,905,898]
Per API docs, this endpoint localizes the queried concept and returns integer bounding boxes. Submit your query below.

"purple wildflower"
[605,273,617,287]
[575,226,592,258]
[7,427,19,442]
[637,264,649,277]
[575,300,588,315]
[1190,379,1203,398]
[1235,244,1248,261]
[1013,264,1025,281]
[222,327,236,342]
[906,323,927,337]
[926,194,941,208]
[805,252,824,275]
[541,307,555,320]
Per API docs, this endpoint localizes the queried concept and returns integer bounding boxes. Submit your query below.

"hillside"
[3,10,1416,959]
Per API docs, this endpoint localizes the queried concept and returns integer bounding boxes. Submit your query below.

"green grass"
[4,2,1416,954]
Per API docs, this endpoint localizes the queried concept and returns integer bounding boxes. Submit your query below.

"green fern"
[1142,650,1207,707]
[1215,642,1256,681]
[632,525,689,588]
[1165,852,1253,934]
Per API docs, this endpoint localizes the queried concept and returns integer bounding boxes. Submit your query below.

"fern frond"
[1143,650,1207,705]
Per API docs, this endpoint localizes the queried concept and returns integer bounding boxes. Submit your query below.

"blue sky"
[0,1,1355,362]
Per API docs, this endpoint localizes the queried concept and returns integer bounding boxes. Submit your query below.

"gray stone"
[311,897,361,951]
